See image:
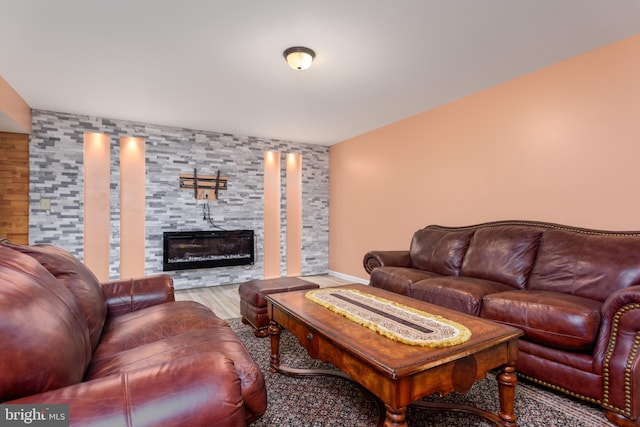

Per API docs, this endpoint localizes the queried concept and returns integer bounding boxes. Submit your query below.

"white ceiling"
[1,1,638,145]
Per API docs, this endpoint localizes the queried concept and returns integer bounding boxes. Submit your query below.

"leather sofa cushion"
[481,290,602,351]
[409,228,475,276]
[0,246,91,401]
[528,229,640,302]
[369,266,440,296]
[3,243,107,350]
[460,225,543,290]
[87,309,267,421]
[89,327,256,382]
[93,301,228,359]
[412,276,513,316]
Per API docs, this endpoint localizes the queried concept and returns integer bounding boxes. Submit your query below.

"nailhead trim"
[518,373,602,405]
[603,303,640,417]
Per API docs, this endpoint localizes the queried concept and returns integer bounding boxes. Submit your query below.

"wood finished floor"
[174,275,352,319]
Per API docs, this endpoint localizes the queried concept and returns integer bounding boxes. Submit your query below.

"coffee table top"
[267,283,523,379]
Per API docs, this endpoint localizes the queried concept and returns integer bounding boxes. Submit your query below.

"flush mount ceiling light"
[283,46,316,70]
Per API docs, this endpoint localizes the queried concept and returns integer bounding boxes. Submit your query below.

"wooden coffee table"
[267,284,523,427]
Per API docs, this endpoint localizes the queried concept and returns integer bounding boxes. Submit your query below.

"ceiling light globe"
[283,47,315,71]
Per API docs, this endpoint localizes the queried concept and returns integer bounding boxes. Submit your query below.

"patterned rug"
[229,318,613,426]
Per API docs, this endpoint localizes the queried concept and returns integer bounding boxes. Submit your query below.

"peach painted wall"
[329,34,640,281]
[0,76,31,134]
[286,153,302,277]
[119,136,146,279]
[83,132,111,281]
[263,151,281,279]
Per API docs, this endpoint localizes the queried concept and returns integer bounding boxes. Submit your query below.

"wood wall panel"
[0,132,29,244]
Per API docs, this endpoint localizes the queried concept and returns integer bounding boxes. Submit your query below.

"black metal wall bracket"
[180,168,228,200]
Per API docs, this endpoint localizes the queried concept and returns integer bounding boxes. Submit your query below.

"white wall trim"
[328,270,368,285]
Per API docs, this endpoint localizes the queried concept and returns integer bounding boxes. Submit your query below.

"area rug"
[229,319,613,426]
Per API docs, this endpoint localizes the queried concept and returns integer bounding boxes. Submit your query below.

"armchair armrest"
[595,286,640,419]
[9,353,250,427]
[101,274,175,318]
[363,250,411,275]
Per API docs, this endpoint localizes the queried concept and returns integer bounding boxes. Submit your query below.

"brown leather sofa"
[0,241,267,426]
[363,220,640,426]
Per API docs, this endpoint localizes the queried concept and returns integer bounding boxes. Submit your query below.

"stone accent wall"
[29,110,329,289]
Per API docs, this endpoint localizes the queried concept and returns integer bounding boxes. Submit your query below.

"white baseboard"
[327,270,369,285]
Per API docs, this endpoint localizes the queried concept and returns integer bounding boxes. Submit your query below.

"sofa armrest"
[101,274,175,318]
[8,353,251,427]
[595,286,640,418]
[363,250,411,274]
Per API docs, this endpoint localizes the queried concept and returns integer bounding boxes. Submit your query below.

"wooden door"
[0,132,29,244]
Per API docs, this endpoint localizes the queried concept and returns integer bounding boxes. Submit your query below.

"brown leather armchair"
[0,242,267,426]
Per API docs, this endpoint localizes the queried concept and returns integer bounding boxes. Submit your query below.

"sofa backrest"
[459,224,544,290]
[528,228,640,302]
[0,245,92,401]
[409,221,640,299]
[2,243,107,351]
[409,227,475,276]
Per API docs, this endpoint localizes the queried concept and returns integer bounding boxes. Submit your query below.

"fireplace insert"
[163,230,254,271]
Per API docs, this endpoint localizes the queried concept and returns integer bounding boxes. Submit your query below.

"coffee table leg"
[497,362,517,427]
[409,362,518,426]
[268,320,282,373]
[383,405,407,427]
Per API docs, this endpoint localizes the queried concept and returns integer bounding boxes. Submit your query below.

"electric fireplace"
[163,230,254,271]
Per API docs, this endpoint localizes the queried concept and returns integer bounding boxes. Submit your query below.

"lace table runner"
[306,289,471,348]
